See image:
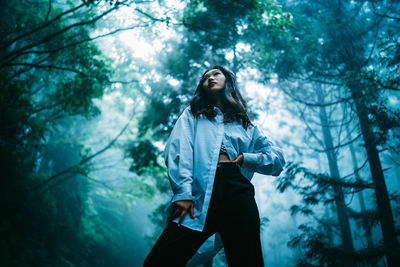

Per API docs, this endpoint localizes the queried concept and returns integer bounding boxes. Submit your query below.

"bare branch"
[9,63,139,86]
[307,77,344,86]
[306,133,363,153]
[362,19,380,66]
[36,108,137,190]
[0,3,86,51]
[45,0,52,22]
[85,175,116,190]
[284,90,352,107]
[388,155,400,166]
[0,4,119,67]
[27,103,59,117]
[296,104,326,149]
[342,157,369,179]
[1,23,150,68]
[2,55,50,86]
[44,173,76,192]
[134,7,229,38]
[373,11,400,20]
[371,0,400,20]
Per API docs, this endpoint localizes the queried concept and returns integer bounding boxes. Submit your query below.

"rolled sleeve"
[171,191,194,203]
[242,125,285,176]
[164,106,196,202]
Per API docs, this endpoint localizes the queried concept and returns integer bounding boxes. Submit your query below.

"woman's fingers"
[178,209,187,226]
[172,200,195,226]
[190,204,195,219]
[232,153,243,166]
[171,206,181,220]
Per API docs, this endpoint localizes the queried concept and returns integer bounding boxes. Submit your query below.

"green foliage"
[277,162,372,212]
[0,0,135,265]
[137,0,292,141]
[288,224,386,266]
[137,81,187,140]
[346,206,381,232]
[276,161,385,263]
[131,3,295,262]
[82,0,120,6]
[269,1,400,263]
[128,139,161,174]
[0,137,92,266]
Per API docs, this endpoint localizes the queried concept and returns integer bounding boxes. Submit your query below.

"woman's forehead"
[204,69,222,77]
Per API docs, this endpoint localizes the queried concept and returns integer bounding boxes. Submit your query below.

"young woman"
[144,66,285,267]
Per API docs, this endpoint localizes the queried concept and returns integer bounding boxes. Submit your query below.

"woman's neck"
[214,100,223,112]
[214,101,224,112]
[212,94,224,112]
[207,92,224,112]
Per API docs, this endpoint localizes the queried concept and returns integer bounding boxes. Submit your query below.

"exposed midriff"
[218,153,231,163]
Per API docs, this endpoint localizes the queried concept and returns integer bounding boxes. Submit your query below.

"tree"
[264,0,400,265]
[0,0,157,265]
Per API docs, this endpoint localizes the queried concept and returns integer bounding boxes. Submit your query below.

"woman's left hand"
[232,153,243,166]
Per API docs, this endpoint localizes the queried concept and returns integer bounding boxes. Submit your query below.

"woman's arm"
[163,106,196,204]
[241,125,285,176]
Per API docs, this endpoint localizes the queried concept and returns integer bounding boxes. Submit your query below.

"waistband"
[216,162,240,168]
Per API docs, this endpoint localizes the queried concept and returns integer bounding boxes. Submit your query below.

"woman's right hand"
[171,200,195,226]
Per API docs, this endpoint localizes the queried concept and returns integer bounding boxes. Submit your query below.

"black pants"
[143,162,264,267]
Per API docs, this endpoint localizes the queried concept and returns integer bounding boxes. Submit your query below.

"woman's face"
[202,69,226,96]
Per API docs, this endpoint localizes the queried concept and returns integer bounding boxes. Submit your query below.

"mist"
[1,0,399,266]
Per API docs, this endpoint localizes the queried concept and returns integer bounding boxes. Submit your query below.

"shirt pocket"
[224,123,253,152]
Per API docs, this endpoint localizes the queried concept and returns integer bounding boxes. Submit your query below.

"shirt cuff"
[242,152,272,171]
[241,152,258,170]
[172,192,194,203]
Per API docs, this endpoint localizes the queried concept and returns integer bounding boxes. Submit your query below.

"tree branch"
[0,4,119,67]
[0,3,86,51]
[371,0,400,20]
[45,0,52,22]
[36,108,137,190]
[1,23,150,68]
[297,104,326,149]
[285,90,352,107]
[342,157,369,179]
[2,55,50,86]
[9,62,139,85]
[134,7,229,38]
[306,133,363,153]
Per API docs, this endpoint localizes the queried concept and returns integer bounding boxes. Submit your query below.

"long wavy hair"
[189,65,253,129]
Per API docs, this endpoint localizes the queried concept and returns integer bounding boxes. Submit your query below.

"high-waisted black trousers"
[143,162,264,267]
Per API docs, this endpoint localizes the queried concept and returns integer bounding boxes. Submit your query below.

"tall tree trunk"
[324,205,334,244]
[348,82,399,266]
[346,124,374,249]
[316,85,354,252]
[388,149,400,191]
[317,153,335,244]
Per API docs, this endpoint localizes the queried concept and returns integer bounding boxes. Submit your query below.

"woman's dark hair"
[189,65,253,129]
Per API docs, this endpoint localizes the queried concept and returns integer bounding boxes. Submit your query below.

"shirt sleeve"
[241,125,285,176]
[163,106,195,203]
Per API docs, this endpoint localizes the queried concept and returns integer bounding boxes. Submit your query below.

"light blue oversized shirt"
[163,105,285,232]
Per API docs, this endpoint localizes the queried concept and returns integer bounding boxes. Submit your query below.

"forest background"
[1,0,399,266]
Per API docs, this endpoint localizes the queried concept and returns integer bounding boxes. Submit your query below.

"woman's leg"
[143,221,213,267]
[218,195,264,267]
[212,164,264,267]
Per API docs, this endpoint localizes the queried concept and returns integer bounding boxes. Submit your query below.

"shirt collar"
[213,106,223,115]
